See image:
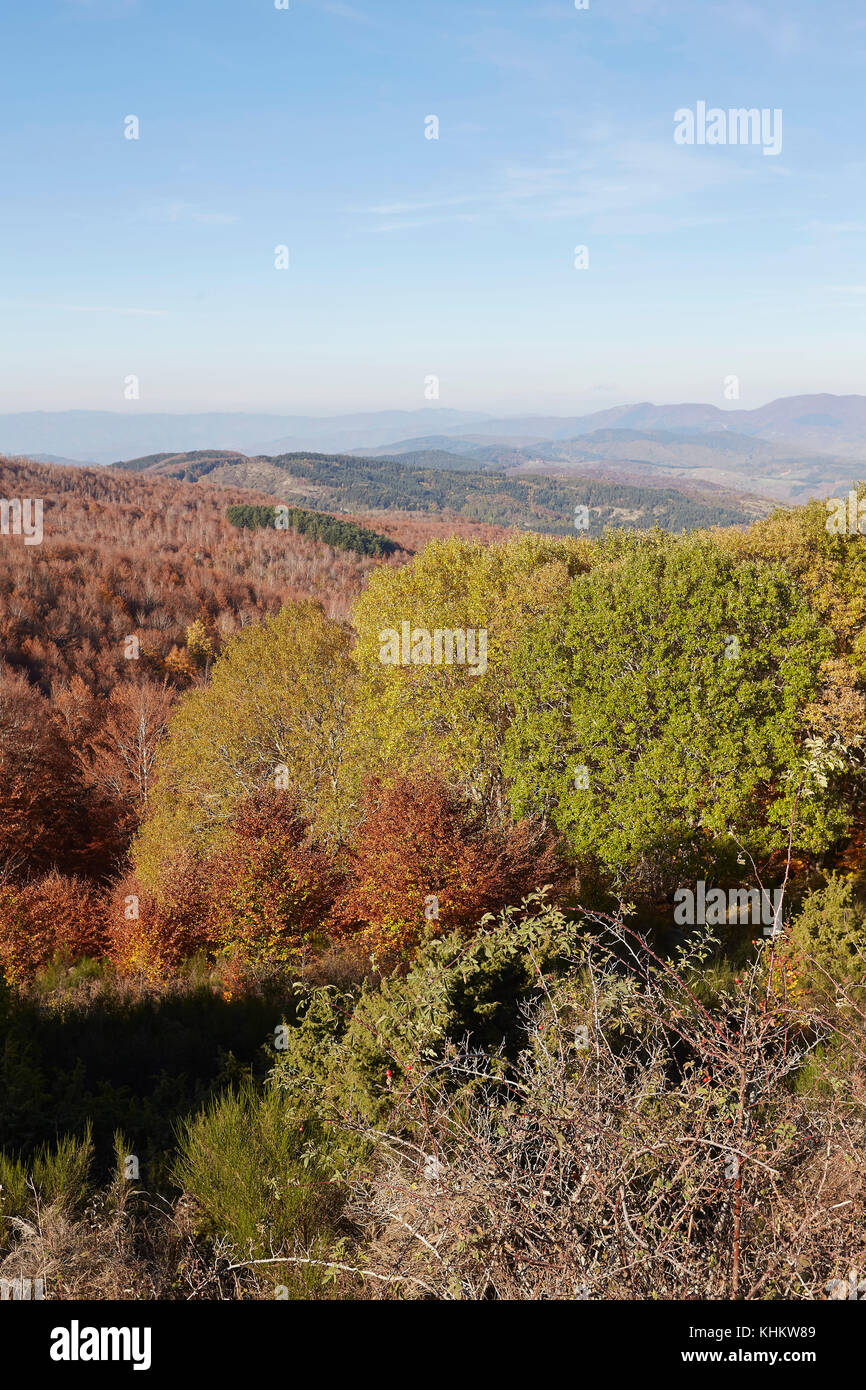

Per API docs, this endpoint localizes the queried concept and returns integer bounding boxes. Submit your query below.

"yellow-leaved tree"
[134,601,356,886]
[349,532,590,813]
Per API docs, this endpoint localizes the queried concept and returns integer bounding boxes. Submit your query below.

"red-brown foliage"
[108,792,343,979]
[207,789,342,969]
[0,456,406,700]
[106,858,215,981]
[0,455,506,882]
[0,667,95,878]
[335,775,570,963]
[74,677,175,842]
[0,871,107,983]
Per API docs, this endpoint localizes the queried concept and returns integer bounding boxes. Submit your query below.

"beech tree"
[0,668,89,878]
[349,533,588,810]
[83,679,174,833]
[336,775,569,964]
[0,871,106,983]
[208,789,340,969]
[107,857,213,980]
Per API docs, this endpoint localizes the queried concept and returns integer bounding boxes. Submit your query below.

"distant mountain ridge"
[0,409,486,465]
[3,395,866,502]
[364,424,863,504]
[434,394,866,452]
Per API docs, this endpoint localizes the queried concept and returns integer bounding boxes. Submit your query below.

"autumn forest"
[1,453,865,1306]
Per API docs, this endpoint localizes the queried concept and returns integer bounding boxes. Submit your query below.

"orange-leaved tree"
[107,855,213,981]
[207,788,342,970]
[336,775,569,964]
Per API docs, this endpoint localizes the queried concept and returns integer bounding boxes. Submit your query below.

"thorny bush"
[272,900,866,1300]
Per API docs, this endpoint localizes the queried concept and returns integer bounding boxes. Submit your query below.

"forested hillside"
[115,448,764,534]
[0,457,502,876]
[1,464,865,1302]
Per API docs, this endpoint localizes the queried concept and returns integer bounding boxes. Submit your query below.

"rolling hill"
[111,448,772,535]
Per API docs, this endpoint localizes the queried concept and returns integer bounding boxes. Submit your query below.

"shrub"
[173,1082,340,1296]
[277,904,866,1300]
[784,875,866,996]
[107,859,213,981]
[0,872,106,985]
[272,894,574,1131]
[0,1125,93,1236]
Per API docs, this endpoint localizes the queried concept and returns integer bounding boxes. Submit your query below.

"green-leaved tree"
[503,533,841,893]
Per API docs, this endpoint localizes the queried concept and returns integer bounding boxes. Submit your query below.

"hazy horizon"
[3,387,865,423]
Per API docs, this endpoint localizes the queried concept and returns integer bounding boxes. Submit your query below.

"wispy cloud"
[807,221,866,235]
[64,304,168,316]
[297,0,376,25]
[321,1,372,22]
[365,134,744,234]
[138,201,239,226]
[0,302,169,317]
[61,0,139,12]
[375,214,482,234]
[368,193,480,218]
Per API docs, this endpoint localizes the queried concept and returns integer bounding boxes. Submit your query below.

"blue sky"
[2,0,865,415]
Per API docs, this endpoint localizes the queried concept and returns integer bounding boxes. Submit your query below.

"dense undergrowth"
[1,885,864,1299]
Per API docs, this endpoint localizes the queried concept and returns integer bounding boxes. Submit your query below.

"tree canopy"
[134,601,356,885]
[503,532,840,891]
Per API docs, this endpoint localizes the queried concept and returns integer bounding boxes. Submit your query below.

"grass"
[174,1082,342,1296]
[0,1125,93,1236]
